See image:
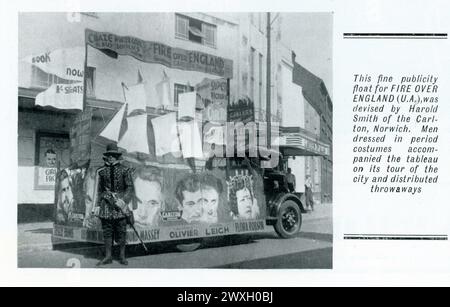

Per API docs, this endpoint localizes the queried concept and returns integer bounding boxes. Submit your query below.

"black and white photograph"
[4,0,450,289]
[17,12,333,269]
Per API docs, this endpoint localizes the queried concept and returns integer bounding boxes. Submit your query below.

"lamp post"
[266,12,271,148]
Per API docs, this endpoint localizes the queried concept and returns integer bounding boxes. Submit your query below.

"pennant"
[178,120,204,159]
[99,103,126,142]
[23,47,85,82]
[151,113,181,157]
[178,91,197,120]
[118,113,150,154]
[35,82,83,110]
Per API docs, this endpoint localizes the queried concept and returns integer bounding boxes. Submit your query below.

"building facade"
[292,58,333,203]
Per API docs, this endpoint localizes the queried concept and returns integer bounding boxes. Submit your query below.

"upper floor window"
[175,14,217,48]
[174,83,195,107]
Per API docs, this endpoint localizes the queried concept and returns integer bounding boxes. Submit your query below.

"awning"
[275,130,330,157]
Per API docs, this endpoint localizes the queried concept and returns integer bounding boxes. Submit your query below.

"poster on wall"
[34,132,70,190]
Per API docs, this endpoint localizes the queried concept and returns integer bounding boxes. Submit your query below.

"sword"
[104,188,149,254]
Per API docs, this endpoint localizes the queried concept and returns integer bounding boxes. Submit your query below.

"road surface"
[18,204,332,269]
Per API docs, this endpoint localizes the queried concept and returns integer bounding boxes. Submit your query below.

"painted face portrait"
[134,178,162,227]
[200,186,219,223]
[180,189,203,224]
[84,169,96,216]
[236,187,254,219]
[59,176,74,219]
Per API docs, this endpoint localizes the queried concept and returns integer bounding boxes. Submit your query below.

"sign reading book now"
[85,29,233,79]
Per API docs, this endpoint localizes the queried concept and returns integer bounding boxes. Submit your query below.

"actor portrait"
[133,167,163,228]
[44,149,57,167]
[83,167,102,229]
[56,169,74,223]
[229,174,260,220]
[199,174,223,224]
[175,174,203,224]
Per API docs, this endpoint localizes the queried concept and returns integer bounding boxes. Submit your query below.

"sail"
[155,70,172,108]
[124,82,147,115]
[99,102,126,142]
[118,113,150,154]
[178,91,197,120]
[178,120,204,159]
[151,112,181,157]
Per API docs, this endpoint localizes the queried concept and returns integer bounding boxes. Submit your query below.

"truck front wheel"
[274,200,302,238]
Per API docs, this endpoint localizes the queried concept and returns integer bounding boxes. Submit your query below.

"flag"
[23,47,85,82]
[118,113,150,154]
[35,82,83,110]
[178,91,197,120]
[178,120,204,159]
[99,102,126,142]
[155,70,172,108]
[151,113,181,157]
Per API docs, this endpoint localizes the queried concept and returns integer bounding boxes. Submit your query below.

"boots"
[119,240,128,266]
[97,237,113,266]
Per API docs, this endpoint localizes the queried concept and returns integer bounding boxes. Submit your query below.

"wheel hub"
[282,209,298,231]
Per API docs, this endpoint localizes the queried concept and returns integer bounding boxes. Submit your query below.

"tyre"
[274,200,302,238]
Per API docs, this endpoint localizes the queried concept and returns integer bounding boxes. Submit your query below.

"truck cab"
[225,151,306,239]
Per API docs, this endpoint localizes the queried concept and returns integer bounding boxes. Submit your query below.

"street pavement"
[18,203,332,269]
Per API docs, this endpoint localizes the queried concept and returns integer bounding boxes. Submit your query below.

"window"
[85,66,96,98]
[258,13,263,32]
[249,47,255,101]
[174,83,194,107]
[250,13,255,25]
[175,14,217,48]
[258,53,263,109]
[35,131,71,168]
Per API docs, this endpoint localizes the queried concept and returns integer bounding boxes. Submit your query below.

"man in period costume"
[95,143,134,266]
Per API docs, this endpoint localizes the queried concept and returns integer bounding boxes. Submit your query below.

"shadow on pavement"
[51,230,333,261]
[215,247,332,269]
[297,231,333,243]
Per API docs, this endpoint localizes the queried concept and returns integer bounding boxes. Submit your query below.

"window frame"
[175,14,217,49]
[174,83,195,107]
[34,130,70,167]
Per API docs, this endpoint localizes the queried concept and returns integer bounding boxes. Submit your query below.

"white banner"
[23,46,85,82]
[35,82,83,110]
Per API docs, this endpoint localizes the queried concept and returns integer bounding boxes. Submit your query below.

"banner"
[53,219,266,244]
[85,29,233,79]
[23,46,85,82]
[196,77,228,122]
[228,97,255,123]
[35,82,83,110]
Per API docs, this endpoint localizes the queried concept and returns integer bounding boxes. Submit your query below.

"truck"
[51,28,327,253]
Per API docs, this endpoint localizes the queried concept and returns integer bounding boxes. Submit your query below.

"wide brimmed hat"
[103,143,122,157]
